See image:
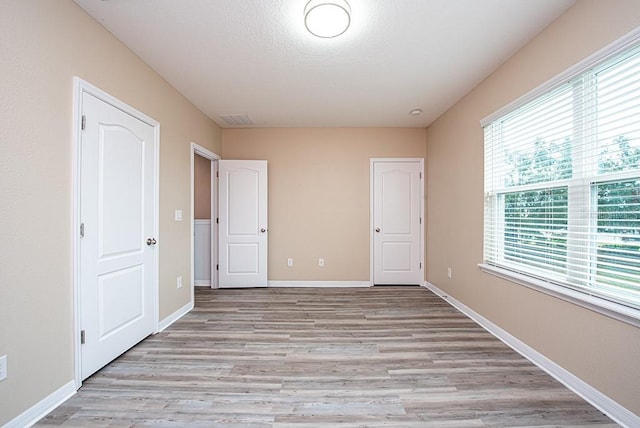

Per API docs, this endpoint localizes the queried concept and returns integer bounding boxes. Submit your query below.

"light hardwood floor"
[38,286,617,427]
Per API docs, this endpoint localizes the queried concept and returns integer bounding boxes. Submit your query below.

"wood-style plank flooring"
[38,286,617,427]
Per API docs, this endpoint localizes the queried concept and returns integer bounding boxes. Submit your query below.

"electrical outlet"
[287,258,293,267]
[177,276,183,289]
[318,258,325,267]
[447,267,452,279]
[0,355,7,382]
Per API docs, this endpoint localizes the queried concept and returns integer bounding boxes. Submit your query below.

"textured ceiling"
[74,0,575,128]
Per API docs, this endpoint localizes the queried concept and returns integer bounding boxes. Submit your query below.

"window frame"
[480,28,640,328]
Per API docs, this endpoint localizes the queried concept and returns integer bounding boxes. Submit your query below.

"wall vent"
[219,114,254,127]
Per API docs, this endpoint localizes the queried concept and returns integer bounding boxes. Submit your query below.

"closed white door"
[80,92,157,379]
[218,160,268,287]
[372,159,423,285]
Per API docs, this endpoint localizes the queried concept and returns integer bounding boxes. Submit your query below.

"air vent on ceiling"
[219,114,254,127]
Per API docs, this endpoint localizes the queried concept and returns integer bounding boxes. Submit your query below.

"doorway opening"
[191,143,220,304]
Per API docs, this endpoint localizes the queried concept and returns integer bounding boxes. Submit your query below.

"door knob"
[260,228,267,233]
[146,238,157,246]
[375,228,381,233]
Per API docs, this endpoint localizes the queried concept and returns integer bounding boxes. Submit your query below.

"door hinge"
[419,172,422,179]
[80,223,85,237]
[216,217,219,224]
[216,171,219,178]
[81,115,86,130]
[80,330,86,344]
[420,262,422,269]
[419,217,422,225]
[216,264,219,271]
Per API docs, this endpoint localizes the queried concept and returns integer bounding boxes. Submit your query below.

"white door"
[372,159,423,285]
[218,160,268,288]
[80,92,157,379]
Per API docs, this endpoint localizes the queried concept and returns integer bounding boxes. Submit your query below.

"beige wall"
[222,128,426,281]
[426,0,640,415]
[194,154,212,219]
[0,1,221,424]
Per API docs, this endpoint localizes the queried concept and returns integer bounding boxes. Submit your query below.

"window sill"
[478,263,640,329]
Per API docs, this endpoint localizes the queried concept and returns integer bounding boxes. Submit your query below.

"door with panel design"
[80,91,157,379]
[218,160,268,288]
[372,159,423,285]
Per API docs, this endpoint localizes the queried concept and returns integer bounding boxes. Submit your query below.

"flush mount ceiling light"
[410,108,423,116]
[304,0,351,38]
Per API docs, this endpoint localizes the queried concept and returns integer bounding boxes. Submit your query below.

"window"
[482,38,640,319]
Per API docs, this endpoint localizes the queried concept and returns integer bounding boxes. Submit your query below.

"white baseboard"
[4,380,76,428]
[7,301,192,427]
[268,280,371,288]
[194,280,211,287]
[423,281,640,428]
[158,300,193,332]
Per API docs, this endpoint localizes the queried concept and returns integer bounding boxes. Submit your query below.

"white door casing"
[371,159,424,285]
[78,88,158,380]
[211,160,218,289]
[218,160,268,288]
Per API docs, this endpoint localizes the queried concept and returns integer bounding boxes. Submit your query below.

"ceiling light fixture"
[304,0,351,38]
[410,108,423,116]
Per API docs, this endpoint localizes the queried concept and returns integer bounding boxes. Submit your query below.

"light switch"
[175,209,183,221]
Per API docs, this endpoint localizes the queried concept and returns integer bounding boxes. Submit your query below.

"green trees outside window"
[502,135,639,294]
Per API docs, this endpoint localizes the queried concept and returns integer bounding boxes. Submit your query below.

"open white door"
[372,159,423,285]
[218,160,268,288]
[79,91,157,379]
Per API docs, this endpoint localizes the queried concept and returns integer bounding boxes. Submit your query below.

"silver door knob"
[375,228,381,233]
[146,238,157,246]
[260,228,267,233]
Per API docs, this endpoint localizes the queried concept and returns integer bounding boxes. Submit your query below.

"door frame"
[370,158,425,286]
[72,77,160,388]
[190,143,220,298]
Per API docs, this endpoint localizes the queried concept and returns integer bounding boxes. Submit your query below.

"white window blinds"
[483,41,640,313]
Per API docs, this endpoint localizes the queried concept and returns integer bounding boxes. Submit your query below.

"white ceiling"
[74,0,575,128]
